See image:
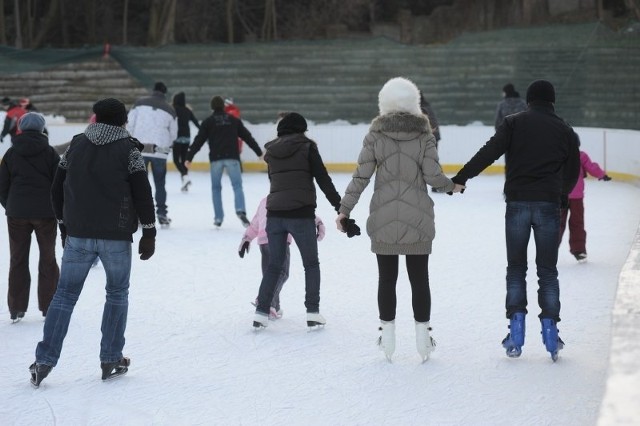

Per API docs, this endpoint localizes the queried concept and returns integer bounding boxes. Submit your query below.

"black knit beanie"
[153,81,167,94]
[211,96,225,111]
[526,80,555,104]
[277,112,307,136]
[93,98,128,126]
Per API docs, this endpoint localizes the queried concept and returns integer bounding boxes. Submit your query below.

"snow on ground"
[1,167,639,425]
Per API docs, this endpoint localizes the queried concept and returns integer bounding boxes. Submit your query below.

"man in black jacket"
[29,98,157,387]
[450,80,580,362]
[185,96,263,228]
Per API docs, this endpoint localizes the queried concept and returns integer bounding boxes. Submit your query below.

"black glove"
[138,227,156,260]
[599,175,611,181]
[238,240,250,258]
[447,175,466,195]
[58,223,67,248]
[340,217,361,238]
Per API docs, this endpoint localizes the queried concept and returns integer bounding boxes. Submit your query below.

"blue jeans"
[144,157,167,217]
[256,217,320,314]
[505,201,561,322]
[210,159,245,223]
[35,237,132,366]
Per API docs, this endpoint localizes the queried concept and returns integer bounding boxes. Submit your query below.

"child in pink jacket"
[559,150,611,262]
[239,197,325,319]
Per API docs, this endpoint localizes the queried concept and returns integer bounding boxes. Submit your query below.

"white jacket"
[126,91,178,159]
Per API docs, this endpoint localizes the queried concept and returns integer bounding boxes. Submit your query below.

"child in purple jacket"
[239,197,325,319]
[559,150,611,262]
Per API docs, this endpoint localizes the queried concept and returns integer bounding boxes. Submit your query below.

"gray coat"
[339,113,454,255]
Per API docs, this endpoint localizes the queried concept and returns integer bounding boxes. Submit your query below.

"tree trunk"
[226,0,235,43]
[0,0,6,45]
[32,0,60,48]
[59,0,69,46]
[123,0,129,44]
[148,0,176,46]
[13,0,22,48]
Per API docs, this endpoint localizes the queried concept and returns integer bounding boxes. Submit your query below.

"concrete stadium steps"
[0,22,637,129]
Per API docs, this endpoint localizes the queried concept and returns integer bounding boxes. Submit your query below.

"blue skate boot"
[501,312,526,358]
[541,318,564,362]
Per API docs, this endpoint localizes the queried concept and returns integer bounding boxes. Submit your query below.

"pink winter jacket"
[241,197,325,245]
[569,151,606,199]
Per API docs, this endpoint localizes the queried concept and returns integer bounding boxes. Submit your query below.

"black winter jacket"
[187,111,262,162]
[454,103,580,204]
[265,133,341,218]
[51,124,155,241]
[0,131,59,218]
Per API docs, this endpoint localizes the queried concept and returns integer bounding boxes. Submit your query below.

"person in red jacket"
[559,147,611,262]
[224,98,244,154]
[1,100,27,142]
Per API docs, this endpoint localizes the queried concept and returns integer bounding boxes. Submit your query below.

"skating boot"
[415,321,436,362]
[253,311,269,329]
[237,212,250,228]
[10,311,25,323]
[181,175,191,192]
[29,362,52,387]
[306,312,326,329]
[540,318,564,362]
[101,357,130,380]
[377,320,395,362]
[158,214,172,228]
[502,312,526,358]
[573,252,587,263]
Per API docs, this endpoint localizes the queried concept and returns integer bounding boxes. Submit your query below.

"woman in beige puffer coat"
[337,77,464,362]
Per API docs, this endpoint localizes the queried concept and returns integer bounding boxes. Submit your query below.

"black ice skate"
[29,362,52,388]
[10,311,25,323]
[237,212,250,228]
[101,357,130,380]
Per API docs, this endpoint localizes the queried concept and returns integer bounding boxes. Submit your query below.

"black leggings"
[376,254,431,323]
[172,143,189,176]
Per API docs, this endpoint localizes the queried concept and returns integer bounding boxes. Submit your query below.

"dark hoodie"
[172,92,200,139]
[264,133,341,218]
[0,131,59,217]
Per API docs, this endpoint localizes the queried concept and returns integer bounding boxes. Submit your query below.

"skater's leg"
[36,237,95,366]
[210,160,224,224]
[98,239,132,364]
[288,218,320,313]
[7,217,33,316]
[531,202,561,322]
[256,218,288,315]
[505,202,531,319]
[567,198,586,255]
[406,254,430,323]
[225,159,246,215]
[376,254,399,322]
[33,218,59,316]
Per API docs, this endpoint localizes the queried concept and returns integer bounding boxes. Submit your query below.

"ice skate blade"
[306,321,325,330]
[505,346,522,358]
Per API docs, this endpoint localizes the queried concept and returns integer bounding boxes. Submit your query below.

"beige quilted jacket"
[339,112,454,255]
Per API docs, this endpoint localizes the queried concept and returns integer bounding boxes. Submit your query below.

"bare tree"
[261,0,277,40]
[227,0,235,43]
[13,0,22,48]
[123,0,129,45]
[148,0,177,46]
[0,0,6,45]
